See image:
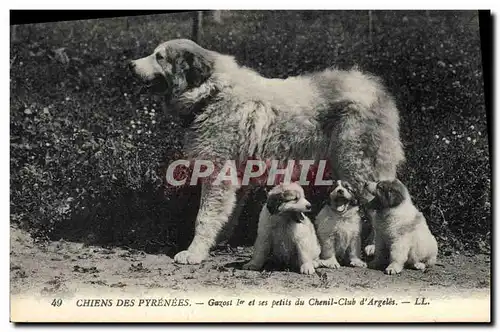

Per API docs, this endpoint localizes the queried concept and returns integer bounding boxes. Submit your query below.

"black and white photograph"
[9,10,491,322]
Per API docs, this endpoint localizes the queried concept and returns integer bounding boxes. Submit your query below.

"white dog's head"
[266,183,312,222]
[129,39,214,102]
[365,179,409,210]
[328,180,358,213]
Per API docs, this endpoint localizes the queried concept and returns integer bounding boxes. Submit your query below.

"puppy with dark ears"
[365,179,438,275]
[315,180,366,269]
[242,183,321,274]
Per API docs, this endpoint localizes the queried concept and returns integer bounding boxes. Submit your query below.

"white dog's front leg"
[297,242,316,275]
[364,209,377,256]
[385,239,410,275]
[242,209,273,271]
[219,187,250,244]
[348,236,367,268]
[174,182,238,264]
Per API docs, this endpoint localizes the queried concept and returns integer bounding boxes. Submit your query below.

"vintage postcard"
[10,10,491,323]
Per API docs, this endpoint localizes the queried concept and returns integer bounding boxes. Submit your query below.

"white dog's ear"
[266,192,284,215]
[377,181,405,208]
[183,51,213,87]
[384,189,405,207]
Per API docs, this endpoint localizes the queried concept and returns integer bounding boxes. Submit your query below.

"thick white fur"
[315,204,366,269]
[368,183,438,275]
[131,39,405,265]
[242,183,321,274]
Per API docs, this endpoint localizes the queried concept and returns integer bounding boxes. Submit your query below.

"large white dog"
[130,39,405,264]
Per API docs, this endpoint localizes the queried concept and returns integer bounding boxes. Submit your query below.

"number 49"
[51,299,63,307]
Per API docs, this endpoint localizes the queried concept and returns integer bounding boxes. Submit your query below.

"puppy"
[365,179,438,275]
[242,183,320,274]
[315,180,366,268]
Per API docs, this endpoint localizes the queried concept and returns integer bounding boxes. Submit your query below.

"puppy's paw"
[242,261,262,271]
[174,250,207,265]
[385,263,403,275]
[300,262,316,275]
[413,262,426,271]
[318,259,341,269]
[349,258,367,268]
[364,244,375,256]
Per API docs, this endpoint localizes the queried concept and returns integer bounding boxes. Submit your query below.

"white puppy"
[242,183,320,274]
[315,180,366,268]
[365,179,438,275]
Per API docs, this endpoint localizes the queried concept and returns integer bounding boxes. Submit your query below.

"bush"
[10,11,490,254]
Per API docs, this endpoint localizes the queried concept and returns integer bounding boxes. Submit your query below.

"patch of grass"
[10,11,490,254]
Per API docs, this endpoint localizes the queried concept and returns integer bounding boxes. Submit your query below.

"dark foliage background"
[10,11,490,256]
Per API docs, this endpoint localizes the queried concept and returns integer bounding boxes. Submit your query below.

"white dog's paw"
[413,262,426,271]
[242,261,262,271]
[300,262,316,275]
[174,250,207,265]
[349,258,367,268]
[384,263,403,275]
[364,244,375,256]
[318,259,341,269]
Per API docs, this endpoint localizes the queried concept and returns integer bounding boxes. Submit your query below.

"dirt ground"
[10,225,491,298]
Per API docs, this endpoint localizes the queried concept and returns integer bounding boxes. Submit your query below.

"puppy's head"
[266,183,312,222]
[365,179,408,210]
[129,39,213,101]
[328,180,358,213]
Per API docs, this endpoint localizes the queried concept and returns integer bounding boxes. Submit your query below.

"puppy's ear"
[183,51,213,87]
[383,186,405,207]
[266,192,283,215]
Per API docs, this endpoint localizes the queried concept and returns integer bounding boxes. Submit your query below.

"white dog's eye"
[155,53,164,61]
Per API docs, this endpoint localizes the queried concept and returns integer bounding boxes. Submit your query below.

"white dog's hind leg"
[174,182,238,264]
